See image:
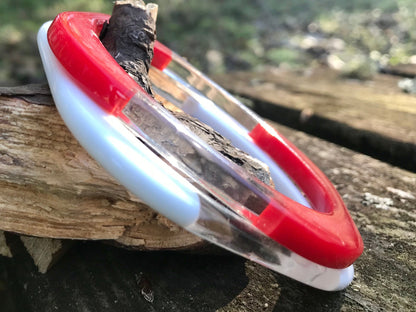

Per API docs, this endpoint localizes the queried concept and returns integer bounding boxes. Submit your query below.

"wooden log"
[0,81,272,252]
[0,78,274,249]
[214,67,416,171]
[380,63,416,78]
[0,90,202,249]
[0,122,414,311]
[19,235,73,273]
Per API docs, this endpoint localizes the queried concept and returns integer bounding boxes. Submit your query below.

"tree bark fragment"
[19,235,73,273]
[100,0,274,187]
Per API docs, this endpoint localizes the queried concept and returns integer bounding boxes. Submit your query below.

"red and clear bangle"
[39,12,363,291]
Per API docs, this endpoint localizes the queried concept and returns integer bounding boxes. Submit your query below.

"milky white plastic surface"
[38,22,200,227]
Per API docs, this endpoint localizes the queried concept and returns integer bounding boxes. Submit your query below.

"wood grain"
[0,94,202,249]
[1,122,414,311]
[214,68,416,171]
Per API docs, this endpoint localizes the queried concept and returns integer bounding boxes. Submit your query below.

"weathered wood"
[0,93,202,249]
[214,68,416,171]
[0,82,274,249]
[0,123,414,311]
[19,236,73,273]
[0,84,53,106]
[1,229,70,274]
[273,123,415,311]
[100,0,157,95]
[380,63,416,78]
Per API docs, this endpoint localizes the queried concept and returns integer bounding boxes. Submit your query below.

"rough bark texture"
[0,91,202,250]
[100,1,156,95]
[100,1,273,187]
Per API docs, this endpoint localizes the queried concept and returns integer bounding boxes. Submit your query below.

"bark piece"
[100,1,157,95]
[19,236,72,273]
[100,0,274,187]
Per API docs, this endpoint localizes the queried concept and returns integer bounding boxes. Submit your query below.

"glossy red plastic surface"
[47,12,139,114]
[47,12,363,268]
[153,41,173,70]
[47,12,173,114]
[249,123,363,268]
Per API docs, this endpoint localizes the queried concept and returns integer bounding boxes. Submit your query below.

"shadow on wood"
[1,236,351,312]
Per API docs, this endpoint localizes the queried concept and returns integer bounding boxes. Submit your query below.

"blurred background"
[1,0,416,86]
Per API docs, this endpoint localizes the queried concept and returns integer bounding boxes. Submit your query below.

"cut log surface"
[0,91,202,249]
[214,68,416,171]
